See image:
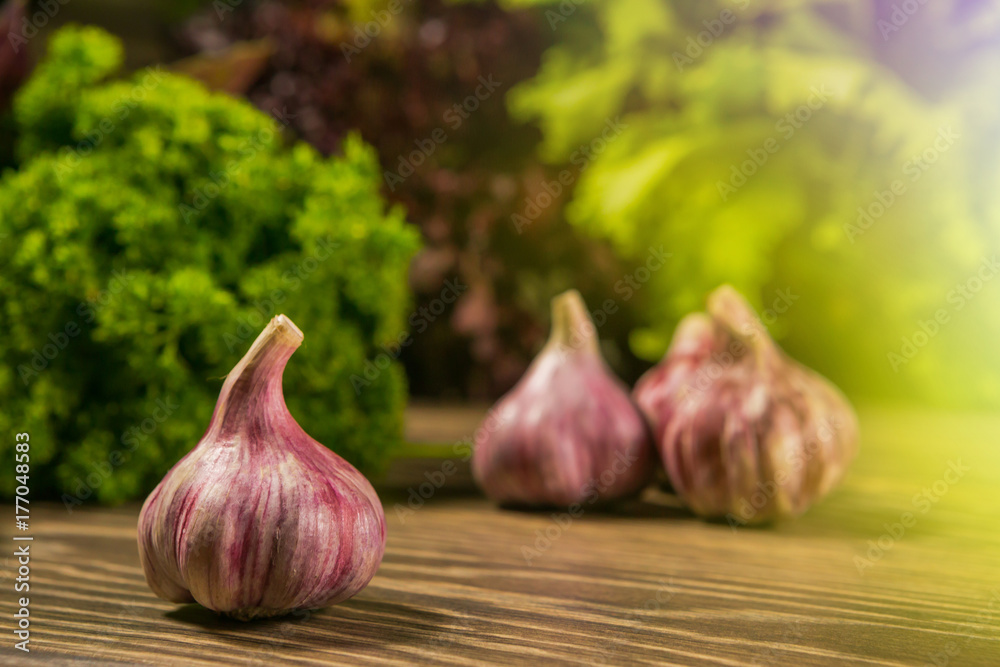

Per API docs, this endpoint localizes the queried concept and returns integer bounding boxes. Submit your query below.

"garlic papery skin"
[633,286,858,524]
[137,315,386,620]
[472,290,654,507]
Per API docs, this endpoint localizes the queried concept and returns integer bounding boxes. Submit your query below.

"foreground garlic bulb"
[138,315,385,620]
[633,286,858,524]
[472,290,653,506]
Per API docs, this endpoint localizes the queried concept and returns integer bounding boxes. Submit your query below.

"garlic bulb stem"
[212,315,303,440]
[545,289,599,356]
[707,285,780,368]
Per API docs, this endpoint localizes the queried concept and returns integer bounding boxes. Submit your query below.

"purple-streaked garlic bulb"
[634,285,858,524]
[138,315,385,620]
[472,290,654,506]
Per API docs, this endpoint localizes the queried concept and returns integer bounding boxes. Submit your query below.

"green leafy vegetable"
[0,26,420,503]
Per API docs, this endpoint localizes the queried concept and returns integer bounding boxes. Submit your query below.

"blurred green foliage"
[0,26,420,502]
[174,0,651,399]
[504,0,1000,407]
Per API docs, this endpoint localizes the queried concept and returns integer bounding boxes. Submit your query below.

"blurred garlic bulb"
[633,286,858,524]
[138,315,385,620]
[472,290,654,506]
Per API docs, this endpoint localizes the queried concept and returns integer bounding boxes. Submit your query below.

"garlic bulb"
[472,290,653,506]
[633,286,858,524]
[138,315,385,620]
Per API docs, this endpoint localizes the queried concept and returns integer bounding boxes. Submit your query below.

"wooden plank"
[1,407,999,665]
[403,402,492,445]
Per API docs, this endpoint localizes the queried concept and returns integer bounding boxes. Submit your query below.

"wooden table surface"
[2,406,999,665]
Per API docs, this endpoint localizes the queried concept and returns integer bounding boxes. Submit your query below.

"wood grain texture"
[2,407,999,665]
